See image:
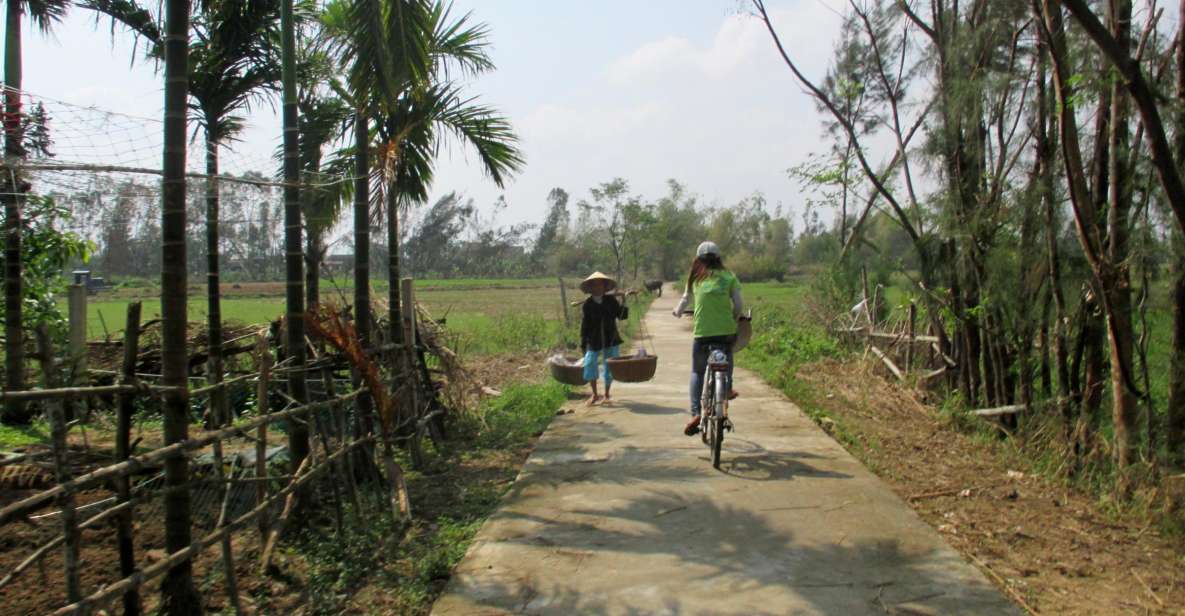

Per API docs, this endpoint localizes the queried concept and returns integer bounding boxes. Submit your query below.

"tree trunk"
[205,126,227,428]
[1082,304,1107,445]
[281,0,309,474]
[1104,0,1138,475]
[1039,290,1053,398]
[387,175,403,348]
[1169,0,1185,468]
[1170,255,1185,466]
[159,0,201,610]
[2,0,28,424]
[305,227,321,311]
[353,112,376,447]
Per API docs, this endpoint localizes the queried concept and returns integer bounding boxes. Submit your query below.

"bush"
[729,251,785,282]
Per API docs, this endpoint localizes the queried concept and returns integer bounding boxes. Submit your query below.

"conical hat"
[580,271,617,294]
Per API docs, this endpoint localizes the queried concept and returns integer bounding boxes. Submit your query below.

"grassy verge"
[737,282,858,445]
[290,381,570,615]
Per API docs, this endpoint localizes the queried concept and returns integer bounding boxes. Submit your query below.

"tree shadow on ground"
[437,490,1016,615]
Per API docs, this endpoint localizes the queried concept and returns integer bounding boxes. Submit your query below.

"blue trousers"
[583,345,620,384]
[690,336,733,416]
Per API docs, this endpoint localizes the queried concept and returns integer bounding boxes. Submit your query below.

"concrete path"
[432,288,1015,615]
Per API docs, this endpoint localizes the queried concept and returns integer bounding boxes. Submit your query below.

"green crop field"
[70,278,650,358]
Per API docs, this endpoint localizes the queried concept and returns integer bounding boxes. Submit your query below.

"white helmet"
[696,241,721,258]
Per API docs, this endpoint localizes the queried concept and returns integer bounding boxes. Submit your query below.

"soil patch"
[795,358,1185,615]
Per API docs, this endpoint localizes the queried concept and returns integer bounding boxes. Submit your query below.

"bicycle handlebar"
[677,310,752,321]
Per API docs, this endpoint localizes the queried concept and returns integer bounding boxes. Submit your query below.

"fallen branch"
[908,487,976,502]
[868,345,904,380]
[972,405,1025,418]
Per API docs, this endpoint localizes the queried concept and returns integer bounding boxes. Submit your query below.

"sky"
[9,0,847,232]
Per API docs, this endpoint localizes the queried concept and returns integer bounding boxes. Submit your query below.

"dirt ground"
[797,358,1185,615]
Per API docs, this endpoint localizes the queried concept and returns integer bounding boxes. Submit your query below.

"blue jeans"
[583,345,620,384]
[690,336,734,416]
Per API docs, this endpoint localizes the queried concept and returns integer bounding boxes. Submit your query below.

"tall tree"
[1171,0,1185,467]
[1040,0,1142,479]
[2,0,69,424]
[371,0,523,349]
[159,0,201,609]
[281,0,309,474]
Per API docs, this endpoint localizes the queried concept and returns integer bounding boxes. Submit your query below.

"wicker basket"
[548,355,588,386]
[606,354,658,383]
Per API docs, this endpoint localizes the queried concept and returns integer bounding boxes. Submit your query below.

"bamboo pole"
[258,455,311,572]
[319,364,347,534]
[212,433,243,615]
[115,302,142,616]
[906,301,916,372]
[209,334,243,616]
[0,389,366,527]
[36,326,81,604]
[255,333,271,540]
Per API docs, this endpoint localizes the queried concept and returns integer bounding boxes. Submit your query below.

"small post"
[860,266,873,351]
[558,277,570,327]
[116,302,142,616]
[255,333,272,540]
[400,278,424,465]
[906,301,916,373]
[67,284,88,419]
[36,326,81,604]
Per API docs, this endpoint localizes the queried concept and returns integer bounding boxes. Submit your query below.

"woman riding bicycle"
[673,241,745,436]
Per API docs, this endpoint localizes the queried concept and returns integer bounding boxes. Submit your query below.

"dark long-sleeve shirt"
[581,295,628,352]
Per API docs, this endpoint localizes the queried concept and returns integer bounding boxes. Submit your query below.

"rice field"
[71,278,648,357]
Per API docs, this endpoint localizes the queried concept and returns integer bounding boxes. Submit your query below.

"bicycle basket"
[606,353,658,383]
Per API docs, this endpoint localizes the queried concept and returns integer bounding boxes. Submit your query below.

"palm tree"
[370,1,523,346]
[298,92,350,309]
[158,0,202,610]
[292,43,351,310]
[320,0,519,446]
[3,0,69,425]
[280,0,311,471]
[81,0,281,428]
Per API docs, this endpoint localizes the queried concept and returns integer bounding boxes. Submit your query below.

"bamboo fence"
[0,295,448,615]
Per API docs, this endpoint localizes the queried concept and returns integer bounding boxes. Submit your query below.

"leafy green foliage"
[0,194,92,340]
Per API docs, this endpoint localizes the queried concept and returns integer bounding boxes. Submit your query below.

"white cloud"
[430,1,847,223]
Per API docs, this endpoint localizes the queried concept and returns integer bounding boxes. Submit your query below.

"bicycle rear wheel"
[700,374,713,445]
[712,372,726,469]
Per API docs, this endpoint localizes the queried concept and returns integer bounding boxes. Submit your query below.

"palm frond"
[25,0,70,32]
[428,85,523,187]
[427,1,494,79]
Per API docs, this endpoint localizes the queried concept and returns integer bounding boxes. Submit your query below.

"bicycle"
[682,310,751,469]
[699,342,733,469]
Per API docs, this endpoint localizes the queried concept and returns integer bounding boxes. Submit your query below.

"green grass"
[293,381,570,615]
[76,283,656,361]
[0,421,49,448]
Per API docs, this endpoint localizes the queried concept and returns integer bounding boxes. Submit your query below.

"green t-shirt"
[691,270,740,338]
